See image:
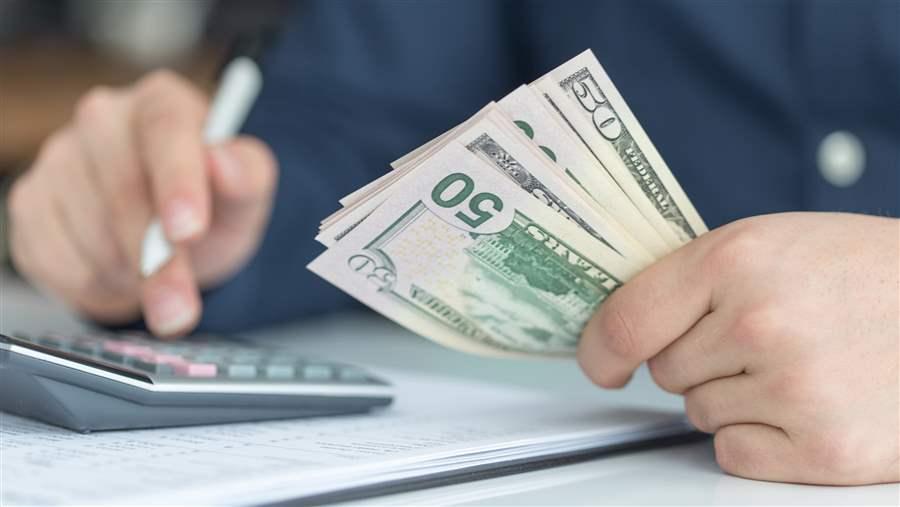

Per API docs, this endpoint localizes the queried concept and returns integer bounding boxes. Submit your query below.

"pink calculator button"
[104,341,154,356]
[151,353,187,366]
[174,362,218,378]
[123,344,155,356]
[102,341,128,353]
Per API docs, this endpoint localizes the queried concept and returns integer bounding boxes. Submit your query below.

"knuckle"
[138,69,183,97]
[68,266,101,295]
[576,346,610,388]
[596,300,640,360]
[576,334,631,390]
[768,365,829,407]
[713,429,744,475]
[226,137,279,198]
[647,355,682,394]
[244,137,279,193]
[7,230,32,278]
[705,224,765,276]
[99,187,149,242]
[108,164,147,203]
[804,432,861,479]
[578,361,619,389]
[28,247,58,287]
[135,94,183,136]
[731,307,781,352]
[241,136,277,168]
[88,238,127,273]
[36,130,72,166]
[74,86,116,125]
[684,390,717,433]
[6,177,32,224]
[135,70,204,127]
[8,241,30,276]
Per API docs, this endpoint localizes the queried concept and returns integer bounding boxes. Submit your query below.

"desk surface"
[1,272,897,505]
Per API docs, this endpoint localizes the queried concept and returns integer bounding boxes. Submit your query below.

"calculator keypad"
[9,332,377,385]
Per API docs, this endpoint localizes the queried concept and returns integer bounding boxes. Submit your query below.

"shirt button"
[817,131,865,188]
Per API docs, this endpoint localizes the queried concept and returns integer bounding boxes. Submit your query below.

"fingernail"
[211,145,241,189]
[146,287,195,336]
[164,198,202,241]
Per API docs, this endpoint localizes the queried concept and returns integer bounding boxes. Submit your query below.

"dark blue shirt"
[199,0,900,331]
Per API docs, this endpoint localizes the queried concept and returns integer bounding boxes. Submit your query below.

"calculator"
[0,332,393,432]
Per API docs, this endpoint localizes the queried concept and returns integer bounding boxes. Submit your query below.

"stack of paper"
[1,370,692,505]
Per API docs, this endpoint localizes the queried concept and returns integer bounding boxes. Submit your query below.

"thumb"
[189,136,278,287]
[207,136,278,209]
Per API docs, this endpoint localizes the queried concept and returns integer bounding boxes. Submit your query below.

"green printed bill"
[309,142,639,358]
[532,49,708,247]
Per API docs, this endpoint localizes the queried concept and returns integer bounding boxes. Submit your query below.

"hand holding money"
[309,50,899,487]
[309,49,707,357]
[579,212,899,485]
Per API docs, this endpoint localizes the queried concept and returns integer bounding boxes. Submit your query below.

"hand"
[578,212,899,485]
[7,71,278,336]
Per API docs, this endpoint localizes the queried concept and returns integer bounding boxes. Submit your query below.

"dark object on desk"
[0,332,393,432]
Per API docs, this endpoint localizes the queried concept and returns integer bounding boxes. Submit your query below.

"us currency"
[497,84,670,259]
[318,107,498,246]
[322,107,652,266]
[532,49,707,247]
[308,141,639,357]
[457,109,654,266]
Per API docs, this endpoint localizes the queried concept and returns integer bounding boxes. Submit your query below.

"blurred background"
[0,0,291,263]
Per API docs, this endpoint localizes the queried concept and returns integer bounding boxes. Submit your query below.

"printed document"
[0,370,691,505]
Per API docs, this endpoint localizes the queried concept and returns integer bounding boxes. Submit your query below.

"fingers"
[11,71,220,337]
[646,309,747,394]
[578,236,715,388]
[190,137,278,285]
[141,246,202,337]
[132,70,210,243]
[682,374,770,433]
[75,74,210,336]
[13,70,265,338]
[138,136,276,334]
[74,86,152,269]
[714,424,803,483]
[8,164,139,322]
[208,137,278,206]
[49,129,133,291]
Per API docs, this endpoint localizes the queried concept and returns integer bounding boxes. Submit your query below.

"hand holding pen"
[8,58,276,337]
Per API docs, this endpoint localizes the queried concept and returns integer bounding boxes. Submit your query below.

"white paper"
[0,370,689,506]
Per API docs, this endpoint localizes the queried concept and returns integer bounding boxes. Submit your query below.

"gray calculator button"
[227,364,258,379]
[157,345,191,355]
[132,360,175,376]
[71,341,101,355]
[265,364,296,380]
[38,336,64,348]
[302,364,333,381]
[192,353,224,363]
[100,350,128,363]
[337,367,368,382]
[266,355,297,364]
[231,353,263,363]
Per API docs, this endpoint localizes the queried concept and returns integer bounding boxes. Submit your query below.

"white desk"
[1,273,896,505]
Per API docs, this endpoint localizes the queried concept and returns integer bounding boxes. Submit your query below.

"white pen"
[140,56,263,278]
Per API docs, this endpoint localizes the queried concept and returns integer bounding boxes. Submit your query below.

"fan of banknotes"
[309,50,708,358]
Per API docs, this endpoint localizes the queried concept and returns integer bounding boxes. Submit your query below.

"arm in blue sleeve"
[196,0,526,332]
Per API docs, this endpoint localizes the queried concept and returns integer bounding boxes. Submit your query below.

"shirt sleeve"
[197,0,525,332]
